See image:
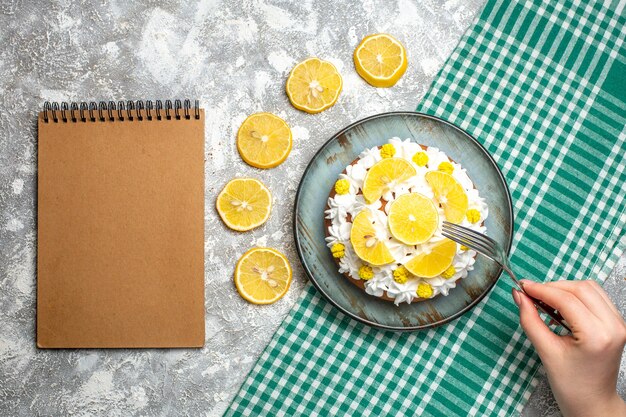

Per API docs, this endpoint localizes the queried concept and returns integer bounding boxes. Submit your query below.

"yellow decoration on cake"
[358,265,374,280]
[425,171,468,224]
[416,282,434,299]
[466,209,481,223]
[334,179,350,195]
[412,151,428,167]
[460,245,470,251]
[380,143,396,158]
[362,158,417,203]
[350,210,394,266]
[331,243,345,258]
[438,161,454,174]
[441,265,456,279]
[393,266,410,284]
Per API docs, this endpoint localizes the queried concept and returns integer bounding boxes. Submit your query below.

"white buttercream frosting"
[325,137,488,305]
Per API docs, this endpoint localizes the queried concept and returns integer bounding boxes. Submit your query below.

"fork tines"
[441,221,495,256]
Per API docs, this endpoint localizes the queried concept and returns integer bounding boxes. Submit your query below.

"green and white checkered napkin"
[225,0,626,415]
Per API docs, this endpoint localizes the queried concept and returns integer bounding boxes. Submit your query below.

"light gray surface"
[0,1,624,416]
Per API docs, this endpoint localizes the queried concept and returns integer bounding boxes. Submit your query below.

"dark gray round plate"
[293,112,513,331]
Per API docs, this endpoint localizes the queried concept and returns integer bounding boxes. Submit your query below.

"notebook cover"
[37,109,205,348]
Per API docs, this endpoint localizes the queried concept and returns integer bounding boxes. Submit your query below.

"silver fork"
[442,221,571,333]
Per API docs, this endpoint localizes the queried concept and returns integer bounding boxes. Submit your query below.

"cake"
[324,137,488,305]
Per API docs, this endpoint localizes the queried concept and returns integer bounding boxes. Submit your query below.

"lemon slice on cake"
[350,210,394,266]
[404,239,457,278]
[237,113,292,169]
[354,33,408,88]
[388,193,439,245]
[216,178,272,231]
[235,248,292,304]
[362,158,416,203]
[286,57,343,114]
[425,171,468,224]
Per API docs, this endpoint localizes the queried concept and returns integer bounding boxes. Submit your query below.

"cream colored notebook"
[37,100,205,348]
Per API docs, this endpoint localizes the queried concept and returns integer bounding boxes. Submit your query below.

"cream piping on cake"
[325,137,489,305]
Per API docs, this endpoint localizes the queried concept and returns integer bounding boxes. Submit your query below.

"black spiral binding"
[42,100,200,123]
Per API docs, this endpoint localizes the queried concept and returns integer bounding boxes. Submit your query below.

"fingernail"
[519,279,532,287]
[512,289,521,306]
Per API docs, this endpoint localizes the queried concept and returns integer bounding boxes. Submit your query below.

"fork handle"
[503,264,572,333]
[525,294,571,333]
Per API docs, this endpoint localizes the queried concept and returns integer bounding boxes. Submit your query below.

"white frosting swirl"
[326,137,489,305]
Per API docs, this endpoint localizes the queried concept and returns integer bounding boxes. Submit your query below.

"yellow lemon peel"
[404,239,457,278]
[237,113,292,169]
[234,248,292,304]
[425,171,468,224]
[216,178,272,232]
[387,193,439,245]
[362,158,416,204]
[286,57,342,114]
[354,33,408,88]
[350,211,394,265]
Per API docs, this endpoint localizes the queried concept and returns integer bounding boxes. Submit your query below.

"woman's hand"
[513,280,626,417]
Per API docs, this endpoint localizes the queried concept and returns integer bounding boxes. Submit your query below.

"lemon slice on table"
[362,158,417,204]
[286,57,343,114]
[388,193,439,245]
[404,239,457,278]
[354,33,408,88]
[237,113,292,169]
[216,178,272,231]
[350,210,394,266]
[235,247,292,304]
[425,171,468,224]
